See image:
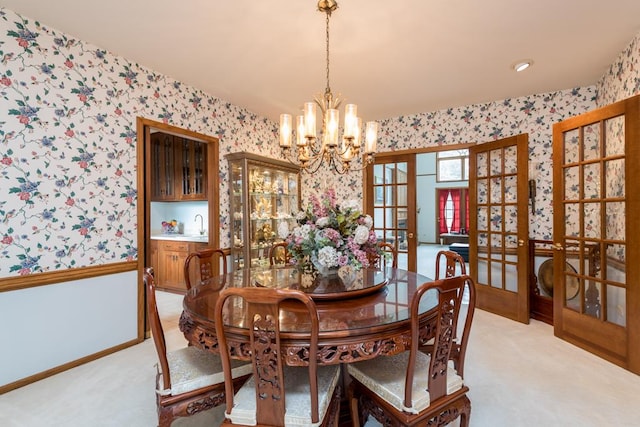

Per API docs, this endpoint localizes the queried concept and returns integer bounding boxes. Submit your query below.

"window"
[437,149,469,182]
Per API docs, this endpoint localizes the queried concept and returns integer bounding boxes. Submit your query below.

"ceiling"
[2,0,640,123]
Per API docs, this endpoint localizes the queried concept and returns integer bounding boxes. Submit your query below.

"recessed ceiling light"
[513,60,533,72]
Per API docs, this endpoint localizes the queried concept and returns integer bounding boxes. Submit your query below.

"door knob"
[553,242,564,251]
[518,239,525,247]
[408,232,414,239]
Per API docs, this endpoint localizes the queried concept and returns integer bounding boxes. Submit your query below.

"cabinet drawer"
[159,241,189,252]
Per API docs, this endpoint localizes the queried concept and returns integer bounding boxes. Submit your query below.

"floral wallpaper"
[596,31,640,106]
[0,5,637,279]
[0,8,283,278]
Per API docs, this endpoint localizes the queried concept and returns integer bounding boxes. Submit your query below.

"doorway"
[469,134,530,323]
[135,118,219,332]
[552,95,640,373]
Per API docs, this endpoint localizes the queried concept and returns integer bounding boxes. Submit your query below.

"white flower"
[292,224,313,241]
[342,199,360,211]
[362,215,373,230]
[317,246,339,267]
[295,210,307,221]
[353,225,370,245]
[277,221,290,239]
[316,216,330,228]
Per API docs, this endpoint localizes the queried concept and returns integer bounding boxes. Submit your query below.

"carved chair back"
[215,287,325,426]
[435,249,467,279]
[268,241,291,267]
[371,241,398,269]
[184,248,227,290]
[408,275,475,405]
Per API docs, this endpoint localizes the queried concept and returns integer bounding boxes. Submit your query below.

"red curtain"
[465,190,470,232]
[438,190,449,234]
[450,189,461,233]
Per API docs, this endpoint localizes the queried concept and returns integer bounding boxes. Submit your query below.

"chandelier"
[279,0,378,174]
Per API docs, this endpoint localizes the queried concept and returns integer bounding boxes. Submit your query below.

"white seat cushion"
[347,351,463,414]
[226,364,341,426]
[157,346,252,396]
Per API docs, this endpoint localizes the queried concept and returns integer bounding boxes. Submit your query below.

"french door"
[365,154,417,272]
[552,95,640,373]
[469,134,530,323]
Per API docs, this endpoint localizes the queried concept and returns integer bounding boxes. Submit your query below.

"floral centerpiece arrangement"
[285,188,382,273]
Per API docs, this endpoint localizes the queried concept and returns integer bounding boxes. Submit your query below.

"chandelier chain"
[325,10,331,99]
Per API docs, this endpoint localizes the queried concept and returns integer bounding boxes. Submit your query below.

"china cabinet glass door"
[227,152,300,270]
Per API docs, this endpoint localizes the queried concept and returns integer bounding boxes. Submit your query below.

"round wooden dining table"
[179,266,438,366]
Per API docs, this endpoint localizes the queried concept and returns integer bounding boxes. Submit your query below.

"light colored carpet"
[2,248,639,426]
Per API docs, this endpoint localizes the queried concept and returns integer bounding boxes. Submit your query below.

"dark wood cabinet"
[150,132,207,201]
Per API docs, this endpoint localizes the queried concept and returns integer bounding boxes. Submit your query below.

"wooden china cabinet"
[226,152,300,270]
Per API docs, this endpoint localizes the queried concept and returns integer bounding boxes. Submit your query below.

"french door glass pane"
[605,159,625,197]
[564,129,580,164]
[583,123,601,161]
[605,115,625,156]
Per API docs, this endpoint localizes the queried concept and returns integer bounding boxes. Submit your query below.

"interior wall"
[0,271,137,387]
[0,7,280,281]
[596,30,640,106]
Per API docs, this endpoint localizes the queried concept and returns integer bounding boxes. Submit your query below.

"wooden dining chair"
[215,287,342,426]
[347,274,476,427]
[370,241,398,269]
[428,249,469,372]
[434,249,467,279]
[143,268,252,427]
[183,247,227,290]
[268,241,291,267]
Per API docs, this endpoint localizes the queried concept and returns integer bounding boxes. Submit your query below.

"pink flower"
[19,192,30,201]
[115,230,123,238]
[80,228,88,236]
[18,38,28,48]
[0,76,11,86]
[66,197,75,206]
[1,235,13,244]
[65,129,75,137]
[18,115,29,124]
[79,161,88,169]
[64,59,73,68]
[1,156,12,166]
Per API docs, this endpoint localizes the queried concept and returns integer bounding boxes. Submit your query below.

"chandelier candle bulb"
[279,114,292,148]
[324,108,339,147]
[365,121,378,154]
[343,104,358,139]
[296,115,307,147]
[352,117,362,147]
[304,102,317,138]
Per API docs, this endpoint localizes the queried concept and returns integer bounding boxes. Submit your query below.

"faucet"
[194,214,205,235]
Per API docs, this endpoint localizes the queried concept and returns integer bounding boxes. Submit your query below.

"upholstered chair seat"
[347,351,462,414]
[144,267,252,427]
[157,346,253,396]
[226,364,341,426]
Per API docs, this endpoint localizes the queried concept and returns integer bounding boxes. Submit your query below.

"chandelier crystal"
[279,0,378,174]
